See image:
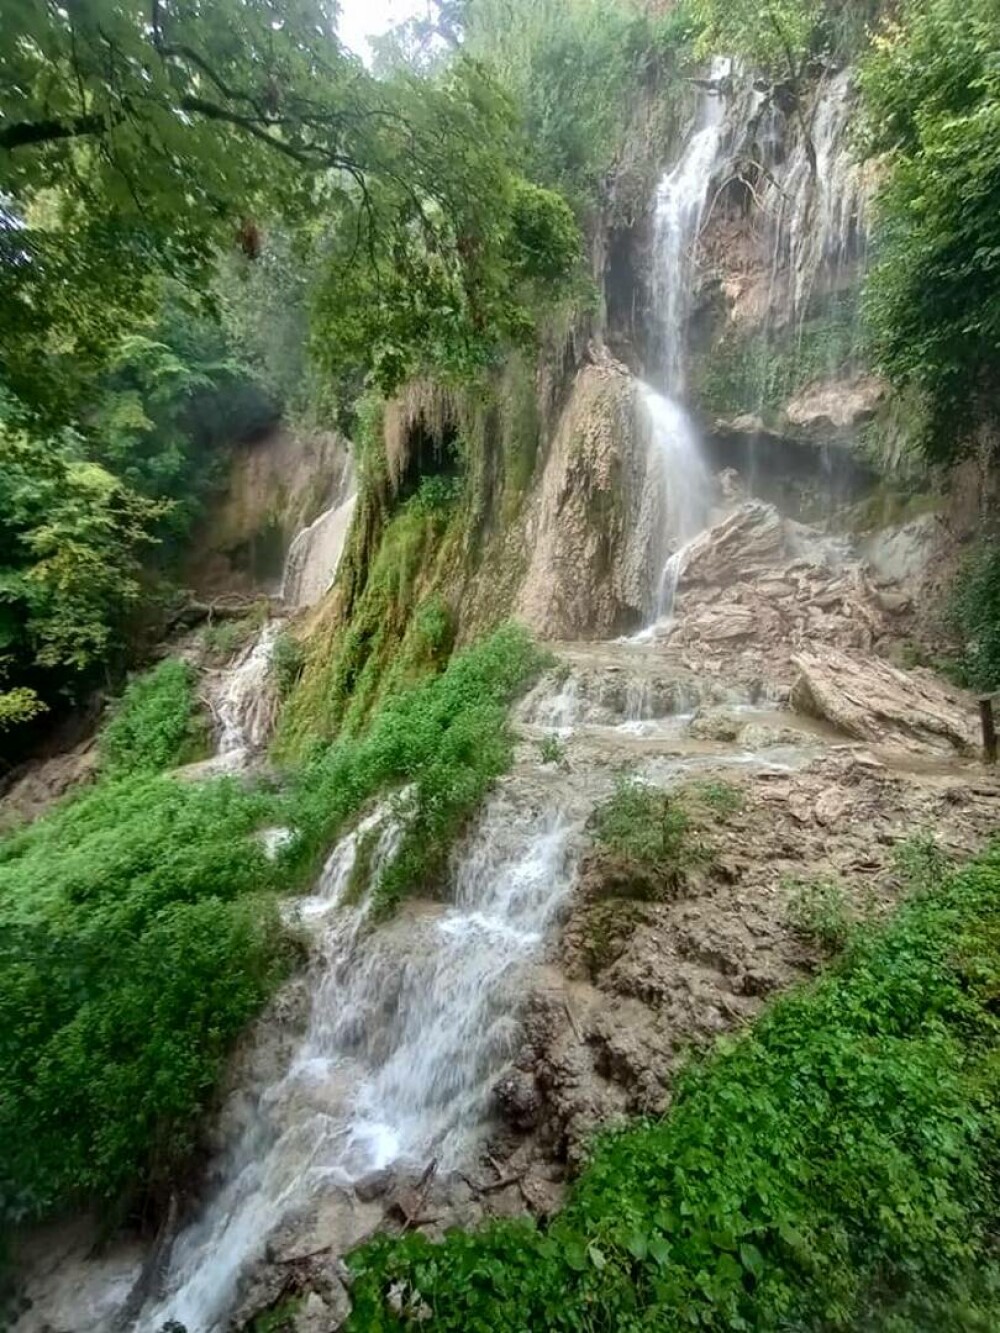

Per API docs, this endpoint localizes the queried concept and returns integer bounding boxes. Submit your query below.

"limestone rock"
[677,502,787,587]
[517,363,651,638]
[784,375,886,433]
[790,649,977,755]
[689,709,741,742]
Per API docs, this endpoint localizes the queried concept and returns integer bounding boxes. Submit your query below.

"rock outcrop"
[790,649,977,756]
[517,362,652,638]
[652,501,912,694]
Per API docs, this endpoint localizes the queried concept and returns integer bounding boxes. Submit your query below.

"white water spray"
[641,386,714,619]
[281,485,358,610]
[640,60,731,623]
[141,796,579,1332]
[213,621,281,765]
[653,56,731,394]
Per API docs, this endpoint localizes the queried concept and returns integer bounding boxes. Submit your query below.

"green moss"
[694,294,867,423]
[275,496,456,754]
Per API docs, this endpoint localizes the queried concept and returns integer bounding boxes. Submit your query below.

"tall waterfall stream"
[13,59,896,1333]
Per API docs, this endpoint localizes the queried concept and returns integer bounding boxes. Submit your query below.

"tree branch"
[0,113,108,150]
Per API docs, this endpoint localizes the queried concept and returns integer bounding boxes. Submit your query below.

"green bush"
[951,543,1000,692]
[589,779,699,898]
[201,615,261,663]
[784,875,856,953]
[346,842,1000,1331]
[99,659,209,776]
[284,623,546,915]
[270,631,306,700]
[0,624,544,1230]
[0,774,292,1224]
[538,734,567,765]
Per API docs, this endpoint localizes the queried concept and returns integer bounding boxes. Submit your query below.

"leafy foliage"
[270,632,307,700]
[0,404,165,695]
[462,0,695,209]
[346,841,1000,1331]
[0,623,542,1226]
[589,778,700,898]
[692,0,822,78]
[860,0,1000,457]
[949,542,1000,691]
[0,772,292,1224]
[784,874,856,952]
[99,659,209,776]
[283,623,546,915]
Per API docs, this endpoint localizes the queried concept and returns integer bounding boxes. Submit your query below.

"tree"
[0,404,166,718]
[860,0,1000,458]
[0,0,580,413]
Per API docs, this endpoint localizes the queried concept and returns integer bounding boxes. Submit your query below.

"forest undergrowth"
[0,625,543,1238]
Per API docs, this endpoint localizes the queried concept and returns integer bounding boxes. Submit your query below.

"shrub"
[950,543,1000,692]
[270,631,306,700]
[98,659,209,776]
[589,778,699,898]
[538,735,566,765]
[784,875,855,952]
[201,615,261,663]
[0,774,293,1224]
[347,843,1000,1331]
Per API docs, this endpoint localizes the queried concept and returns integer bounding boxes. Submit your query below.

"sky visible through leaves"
[338,0,430,58]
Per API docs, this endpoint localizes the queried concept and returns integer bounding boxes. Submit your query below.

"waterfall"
[643,59,730,622]
[280,462,358,610]
[213,621,281,767]
[763,68,872,330]
[653,55,731,395]
[140,795,579,1332]
[641,386,714,619]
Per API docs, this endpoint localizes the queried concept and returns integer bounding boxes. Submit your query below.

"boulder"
[784,374,886,433]
[677,502,786,588]
[790,649,977,756]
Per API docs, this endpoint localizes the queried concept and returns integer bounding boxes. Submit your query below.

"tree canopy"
[860,0,1000,458]
[0,0,580,735]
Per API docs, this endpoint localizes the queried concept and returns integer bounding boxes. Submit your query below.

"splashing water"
[641,386,714,621]
[640,60,730,625]
[214,621,281,765]
[141,795,579,1332]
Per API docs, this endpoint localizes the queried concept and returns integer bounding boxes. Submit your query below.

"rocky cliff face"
[186,425,352,600]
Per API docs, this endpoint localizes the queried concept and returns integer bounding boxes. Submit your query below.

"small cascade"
[141,794,579,1332]
[641,386,715,619]
[280,486,358,610]
[213,621,281,766]
[762,68,872,330]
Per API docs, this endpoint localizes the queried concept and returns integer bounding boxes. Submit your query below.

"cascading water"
[213,620,282,767]
[653,56,731,395]
[281,470,358,610]
[641,386,715,619]
[140,794,580,1332]
[642,58,731,622]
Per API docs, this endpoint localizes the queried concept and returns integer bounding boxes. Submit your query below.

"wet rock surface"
[791,647,977,755]
[496,748,1000,1180]
[12,507,995,1333]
